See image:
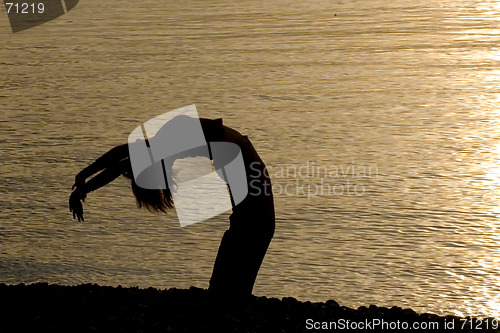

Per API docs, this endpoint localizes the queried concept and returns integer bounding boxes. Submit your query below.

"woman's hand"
[69,188,86,222]
[72,173,85,190]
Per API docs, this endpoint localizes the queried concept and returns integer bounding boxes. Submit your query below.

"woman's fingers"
[74,206,84,222]
[69,191,85,222]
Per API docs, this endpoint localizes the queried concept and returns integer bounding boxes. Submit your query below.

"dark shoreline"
[0,283,498,332]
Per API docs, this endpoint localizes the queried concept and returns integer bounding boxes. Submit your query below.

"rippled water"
[2,0,500,318]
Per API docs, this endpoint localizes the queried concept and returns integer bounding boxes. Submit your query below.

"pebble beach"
[1,283,498,332]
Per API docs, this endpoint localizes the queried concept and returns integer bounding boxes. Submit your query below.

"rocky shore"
[0,283,498,332]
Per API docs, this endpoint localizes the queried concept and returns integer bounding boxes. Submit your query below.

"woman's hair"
[122,163,174,214]
[131,180,174,213]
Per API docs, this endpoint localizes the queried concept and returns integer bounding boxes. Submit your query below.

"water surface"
[1,0,500,318]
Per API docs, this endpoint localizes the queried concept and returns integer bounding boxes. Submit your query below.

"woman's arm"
[72,144,129,190]
[69,144,129,221]
[81,158,130,194]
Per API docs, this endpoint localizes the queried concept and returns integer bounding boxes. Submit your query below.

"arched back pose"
[69,117,275,299]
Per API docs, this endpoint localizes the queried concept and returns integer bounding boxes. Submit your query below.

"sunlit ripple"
[467,30,500,316]
[475,1,500,20]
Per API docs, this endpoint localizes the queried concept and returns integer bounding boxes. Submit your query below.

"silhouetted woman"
[69,117,275,299]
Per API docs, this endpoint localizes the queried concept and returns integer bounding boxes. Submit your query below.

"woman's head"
[123,161,174,213]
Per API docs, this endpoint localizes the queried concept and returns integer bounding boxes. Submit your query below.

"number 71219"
[460,318,499,330]
[5,2,45,14]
